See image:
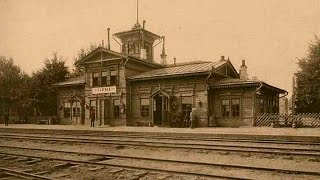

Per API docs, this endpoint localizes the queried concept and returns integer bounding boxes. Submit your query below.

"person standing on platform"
[90,110,95,127]
[4,112,9,126]
[190,108,196,129]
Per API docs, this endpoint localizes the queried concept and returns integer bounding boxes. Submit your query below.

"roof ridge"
[165,60,213,67]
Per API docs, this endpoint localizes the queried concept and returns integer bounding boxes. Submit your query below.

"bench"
[135,121,153,127]
[38,119,49,125]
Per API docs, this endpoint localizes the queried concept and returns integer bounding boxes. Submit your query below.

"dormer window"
[135,42,140,53]
[101,71,108,86]
[123,43,129,54]
[122,41,140,55]
[92,72,99,87]
[110,70,117,86]
[129,42,135,54]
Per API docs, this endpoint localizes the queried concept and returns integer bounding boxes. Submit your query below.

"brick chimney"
[239,60,248,80]
[107,28,111,50]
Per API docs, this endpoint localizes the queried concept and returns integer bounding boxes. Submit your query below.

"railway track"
[0,167,54,180]
[0,128,319,145]
[1,133,320,157]
[1,129,319,179]
[1,145,319,180]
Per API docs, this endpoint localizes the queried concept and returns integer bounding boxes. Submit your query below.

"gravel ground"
[1,138,319,171]
[1,137,320,180]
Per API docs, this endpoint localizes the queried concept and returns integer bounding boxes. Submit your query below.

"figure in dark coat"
[90,111,95,127]
[4,112,9,126]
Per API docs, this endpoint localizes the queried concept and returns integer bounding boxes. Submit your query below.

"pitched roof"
[128,60,227,81]
[113,27,161,40]
[75,47,163,68]
[53,76,85,87]
[211,78,287,93]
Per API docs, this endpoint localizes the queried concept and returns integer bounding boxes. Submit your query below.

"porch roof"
[211,78,287,94]
[53,76,85,87]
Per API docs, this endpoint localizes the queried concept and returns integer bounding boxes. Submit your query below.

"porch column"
[162,96,165,125]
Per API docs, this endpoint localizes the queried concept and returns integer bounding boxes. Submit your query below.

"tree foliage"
[295,36,320,113]
[71,43,98,77]
[0,56,30,116]
[1,43,96,119]
[30,52,69,116]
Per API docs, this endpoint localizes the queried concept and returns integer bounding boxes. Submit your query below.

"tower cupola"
[113,21,161,63]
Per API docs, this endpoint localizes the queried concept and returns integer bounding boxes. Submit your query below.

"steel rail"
[63,132,320,145]
[1,145,320,177]
[0,151,250,180]
[0,167,54,180]
[1,134,320,157]
[0,129,319,145]
[1,133,319,151]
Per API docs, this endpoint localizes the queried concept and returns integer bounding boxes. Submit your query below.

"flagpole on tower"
[136,0,139,23]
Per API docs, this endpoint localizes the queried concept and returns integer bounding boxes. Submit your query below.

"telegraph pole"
[292,76,296,115]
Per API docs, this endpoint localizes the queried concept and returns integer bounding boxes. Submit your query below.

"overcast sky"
[1,0,320,95]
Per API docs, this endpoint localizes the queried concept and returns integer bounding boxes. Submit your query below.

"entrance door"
[153,94,169,126]
[153,95,162,126]
[103,99,110,125]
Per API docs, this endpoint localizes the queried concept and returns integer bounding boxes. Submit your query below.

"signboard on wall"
[92,86,116,95]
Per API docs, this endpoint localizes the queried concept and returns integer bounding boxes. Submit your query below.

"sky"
[1,0,320,95]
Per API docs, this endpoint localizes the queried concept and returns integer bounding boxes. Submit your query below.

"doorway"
[153,93,168,126]
[98,99,110,126]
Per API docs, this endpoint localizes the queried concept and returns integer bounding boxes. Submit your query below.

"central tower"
[113,0,161,63]
[114,21,161,63]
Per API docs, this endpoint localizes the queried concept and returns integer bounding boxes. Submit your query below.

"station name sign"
[92,86,116,94]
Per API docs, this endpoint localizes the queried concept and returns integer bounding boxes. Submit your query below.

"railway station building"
[54,21,287,127]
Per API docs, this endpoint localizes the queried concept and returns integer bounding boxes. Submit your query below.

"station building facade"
[55,22,287,127]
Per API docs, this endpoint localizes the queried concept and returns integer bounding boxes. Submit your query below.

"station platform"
[0,124,319,142]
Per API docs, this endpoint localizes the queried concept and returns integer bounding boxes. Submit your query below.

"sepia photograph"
[0,0,320,179]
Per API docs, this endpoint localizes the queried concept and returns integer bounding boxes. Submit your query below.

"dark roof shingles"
[54,76,85,87]
[128,61,226,80]
[212,78,287,93]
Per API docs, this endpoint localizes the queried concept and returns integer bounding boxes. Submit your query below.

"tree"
[0,56,31,117]
[31,52,69,116]
[295,36,320,113]
[71,43,98,77]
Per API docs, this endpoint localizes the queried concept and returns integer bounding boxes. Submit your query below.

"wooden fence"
[255,113,320,128]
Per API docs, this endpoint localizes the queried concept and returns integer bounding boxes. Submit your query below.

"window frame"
[92,72,99,87]
[231,98,240,117]
[140,98,150,117]
[221,97,242,118]
[128,42,135,54]
[221,99,230,117]
[72,101,81,117]
[64,102,71,118]
[110,70,117,86]
[101,71,108,86]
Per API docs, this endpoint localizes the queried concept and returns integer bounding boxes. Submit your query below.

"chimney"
[173,57,176,66]
[239,60,248,80]
[160,36,167,65]
[101,40,104,47]
[143,20,146,29]
[221,56,225,61]
[107,28,111,50]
